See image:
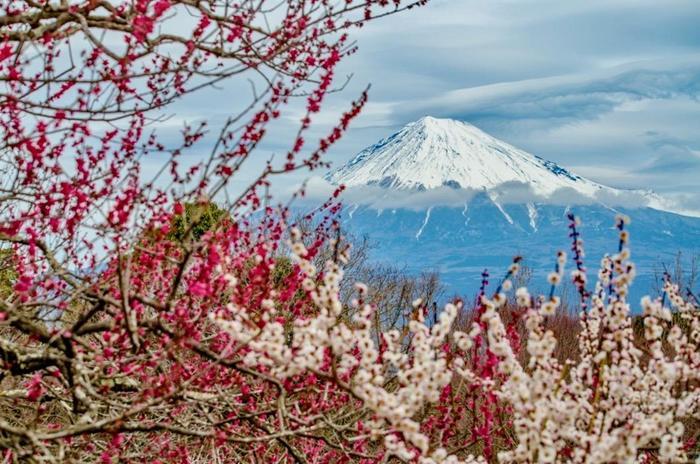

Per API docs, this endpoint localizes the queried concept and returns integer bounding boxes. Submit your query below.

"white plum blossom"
[214,220,700,463]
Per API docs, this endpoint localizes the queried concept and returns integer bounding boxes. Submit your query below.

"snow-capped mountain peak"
[325,116,607,197]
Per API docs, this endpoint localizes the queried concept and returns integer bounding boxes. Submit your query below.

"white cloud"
[292,176,700,217]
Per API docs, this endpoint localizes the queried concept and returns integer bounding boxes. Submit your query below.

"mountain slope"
[340,199,700,303]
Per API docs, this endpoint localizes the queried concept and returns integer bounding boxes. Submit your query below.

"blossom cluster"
[209,215,700,463]
[215,229,470,462]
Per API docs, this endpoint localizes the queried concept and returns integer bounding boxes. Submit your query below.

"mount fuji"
[324,117,700,303]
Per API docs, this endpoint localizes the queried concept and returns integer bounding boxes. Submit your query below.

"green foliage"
[271,256,294,288]
[168,202,228,242]
[0,248,16,300]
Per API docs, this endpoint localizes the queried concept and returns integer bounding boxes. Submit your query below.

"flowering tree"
[1,1,700,463]
[0,0,434,461]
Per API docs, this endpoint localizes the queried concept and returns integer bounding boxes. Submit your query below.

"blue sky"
[164,0,700,212]
[300,0,700,209]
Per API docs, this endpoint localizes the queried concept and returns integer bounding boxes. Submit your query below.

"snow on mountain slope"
[326,116,611,197]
